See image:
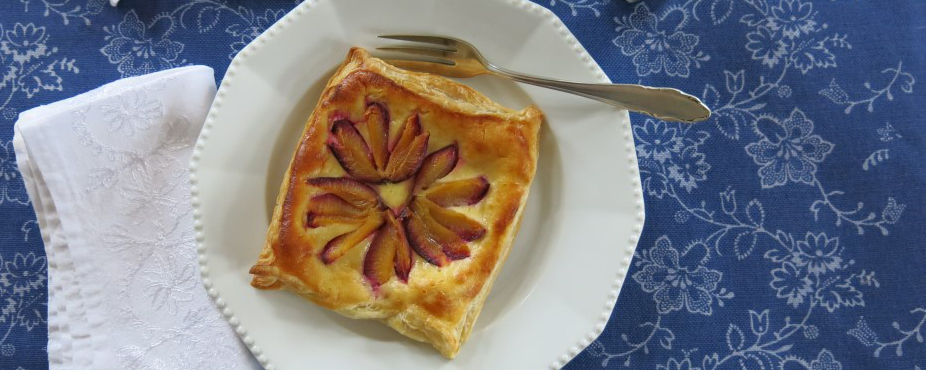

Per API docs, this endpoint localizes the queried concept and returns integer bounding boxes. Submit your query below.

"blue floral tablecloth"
[1,0,924,369]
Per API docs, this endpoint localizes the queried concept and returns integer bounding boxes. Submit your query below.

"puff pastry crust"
[249,47,542,358]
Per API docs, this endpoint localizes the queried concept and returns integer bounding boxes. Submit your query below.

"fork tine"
[381,59,479,78]
[377,46,455,59]
[378,35,458,48]
[378,54,456,66]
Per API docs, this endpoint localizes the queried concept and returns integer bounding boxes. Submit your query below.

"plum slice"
[364,103,390,171]
[411,201,470,260]
[384,115,428,182]
[418,198,486,242]
[305,194,368,228]
[388,114,421,152]
[424,176,489,207]
[320,214,383,264]
[363,212,414,287]
[328,120,381,182]
[404,210,450,267]
[307,177,381,210]
[414,144,458,192]
[363,223,396,289]
[386,212,414,281]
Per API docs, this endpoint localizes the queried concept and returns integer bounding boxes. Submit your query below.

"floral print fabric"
[0,0,924,369]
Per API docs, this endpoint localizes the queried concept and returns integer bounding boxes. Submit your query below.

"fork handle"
[486,67,710,123]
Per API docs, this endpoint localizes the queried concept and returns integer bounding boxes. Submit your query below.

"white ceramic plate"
[191,0,644,369]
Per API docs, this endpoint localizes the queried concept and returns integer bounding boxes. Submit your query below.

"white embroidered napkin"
[13,66,261,370]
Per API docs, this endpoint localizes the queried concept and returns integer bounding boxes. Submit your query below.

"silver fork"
[378,35,710,123]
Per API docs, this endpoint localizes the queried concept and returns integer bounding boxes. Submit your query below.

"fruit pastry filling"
[309,102,491,291]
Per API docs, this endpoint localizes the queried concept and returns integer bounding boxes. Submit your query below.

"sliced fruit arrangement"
[307,101,491,291]
[328,104,430,183]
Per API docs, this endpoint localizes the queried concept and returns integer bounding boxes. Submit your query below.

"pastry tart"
[249,47,542,358]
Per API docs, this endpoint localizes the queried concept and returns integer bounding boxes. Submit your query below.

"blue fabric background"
[1,0,924,369]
